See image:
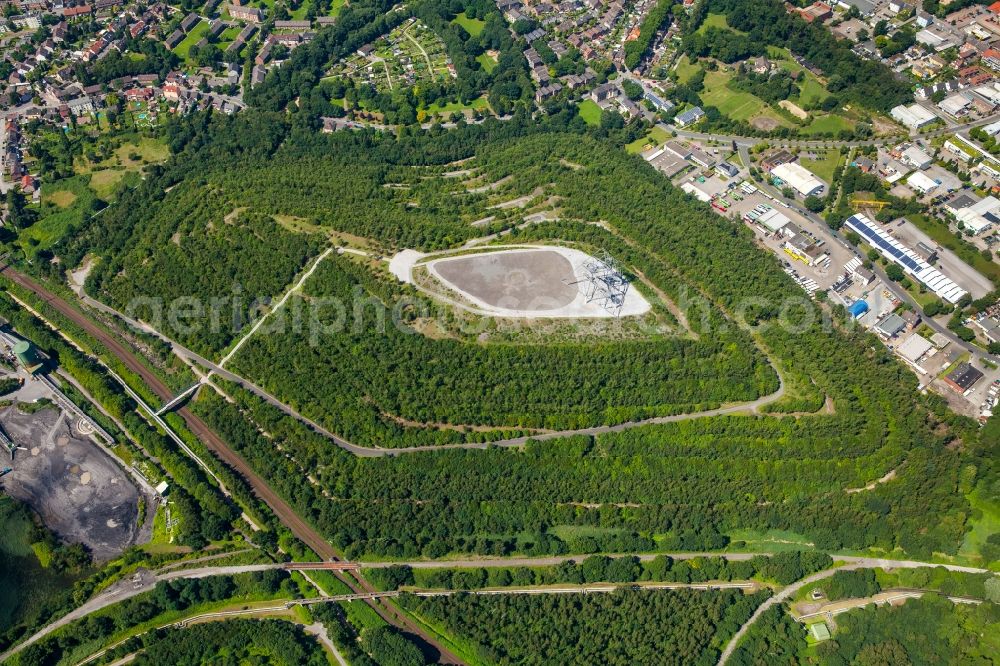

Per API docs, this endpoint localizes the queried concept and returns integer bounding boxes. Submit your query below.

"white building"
[891,103,938,130]
[974,85,1000,107]
[756,208,791,233]
[901,145,933,170]
[939,93,972,117]
[907,171,939,194]
[944,139,974,160]
[771,162,825,198]
[897,333,935,366]
[953,195,1000,234]
[680,181,712,203]
[982,119,1000,136]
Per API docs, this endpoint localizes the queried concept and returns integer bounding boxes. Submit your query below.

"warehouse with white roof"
[952,195,1000,235]
[771,162,825,198]
[755,208,791,233]
[844,214,967,303]
[906,171,939,195]
[891,103,938,130]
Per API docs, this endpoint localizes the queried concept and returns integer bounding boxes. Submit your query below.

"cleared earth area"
[425,246,650,318]
[0,403,142,561]
[433,249,578,310]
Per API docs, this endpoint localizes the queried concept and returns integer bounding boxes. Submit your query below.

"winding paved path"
[715,558,990,666]
[77,285,788,457]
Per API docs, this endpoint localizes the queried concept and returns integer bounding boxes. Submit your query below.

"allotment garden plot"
[325,18,452,92]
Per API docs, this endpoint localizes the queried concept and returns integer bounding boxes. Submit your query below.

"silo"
[12,340,39,370]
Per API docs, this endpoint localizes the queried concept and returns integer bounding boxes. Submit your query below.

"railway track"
[0,265,463,664]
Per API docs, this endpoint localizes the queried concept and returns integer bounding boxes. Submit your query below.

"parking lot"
[722,187,858,292]
[888,217,993,298]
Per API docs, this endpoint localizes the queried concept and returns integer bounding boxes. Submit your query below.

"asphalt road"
[665,110,1000,150]
[6,549,986,664]
[714,557,989,666]
[749,176,1000,367]
[79,287,788,458]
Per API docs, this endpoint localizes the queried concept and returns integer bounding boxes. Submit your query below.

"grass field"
[674,55,701,85]
[804,114,855,136]
[22,175,97,254]
[44,188,78,209]
[172,20,208,62]
[796,78,827,108]
[800,150,844,184]
[77,137,170,181]
[89,169,127,199]
[577,99,603,126]
[625,125,672,154]
[700,71,762,119]
[476,52,497,73]
[424,96,490,116]
[452,11,485,36]
[727,528,816,552]
[959,484,1000,564]
[697,13,741,34]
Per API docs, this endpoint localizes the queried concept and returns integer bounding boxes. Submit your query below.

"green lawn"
[172,20,208,61]
[423,96,490,117]
[796,78,827,108]
[801,150,843,184]
[625,125,672,154]
[727,528,816,552]
[674,55,701,85]
[289,0,313,19]
[697,13,741,34]
[804,114,855,136]
[21,175,96,254]
[577,99,603,126]
[452,11,485,37]
[701,70,770,121]
[959,484,1000,565]
[476,52,497,73]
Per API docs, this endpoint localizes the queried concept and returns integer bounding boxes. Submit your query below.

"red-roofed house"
[984,48,1000,71]
[990,1,1000,14]
[63,4,93,17]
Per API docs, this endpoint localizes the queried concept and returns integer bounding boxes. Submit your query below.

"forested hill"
[691,0,912,113]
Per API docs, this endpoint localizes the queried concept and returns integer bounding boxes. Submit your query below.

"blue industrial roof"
[848,300,869,317]
[848,217,923,272]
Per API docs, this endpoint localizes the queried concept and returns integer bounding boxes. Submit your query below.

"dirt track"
[0,266,462,665]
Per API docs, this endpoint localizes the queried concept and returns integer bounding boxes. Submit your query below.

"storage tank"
[12,340,39,369]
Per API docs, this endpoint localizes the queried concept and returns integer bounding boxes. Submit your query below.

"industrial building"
[906,171,939,195]
[844,214,968,304]
[946,193,1000,235]
[939,93,972,117]
[897,333,935,365]
[901,145,933,170]
[755,208,791,233]
[874,312,907,339]
[891,103,939,130]
[944,362,984,394]
[848,300,869,318]
[771,162,825,197]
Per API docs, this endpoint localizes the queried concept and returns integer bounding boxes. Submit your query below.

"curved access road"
[0,266,464,665]
[72,273,789,457]
[715,557,991,666]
